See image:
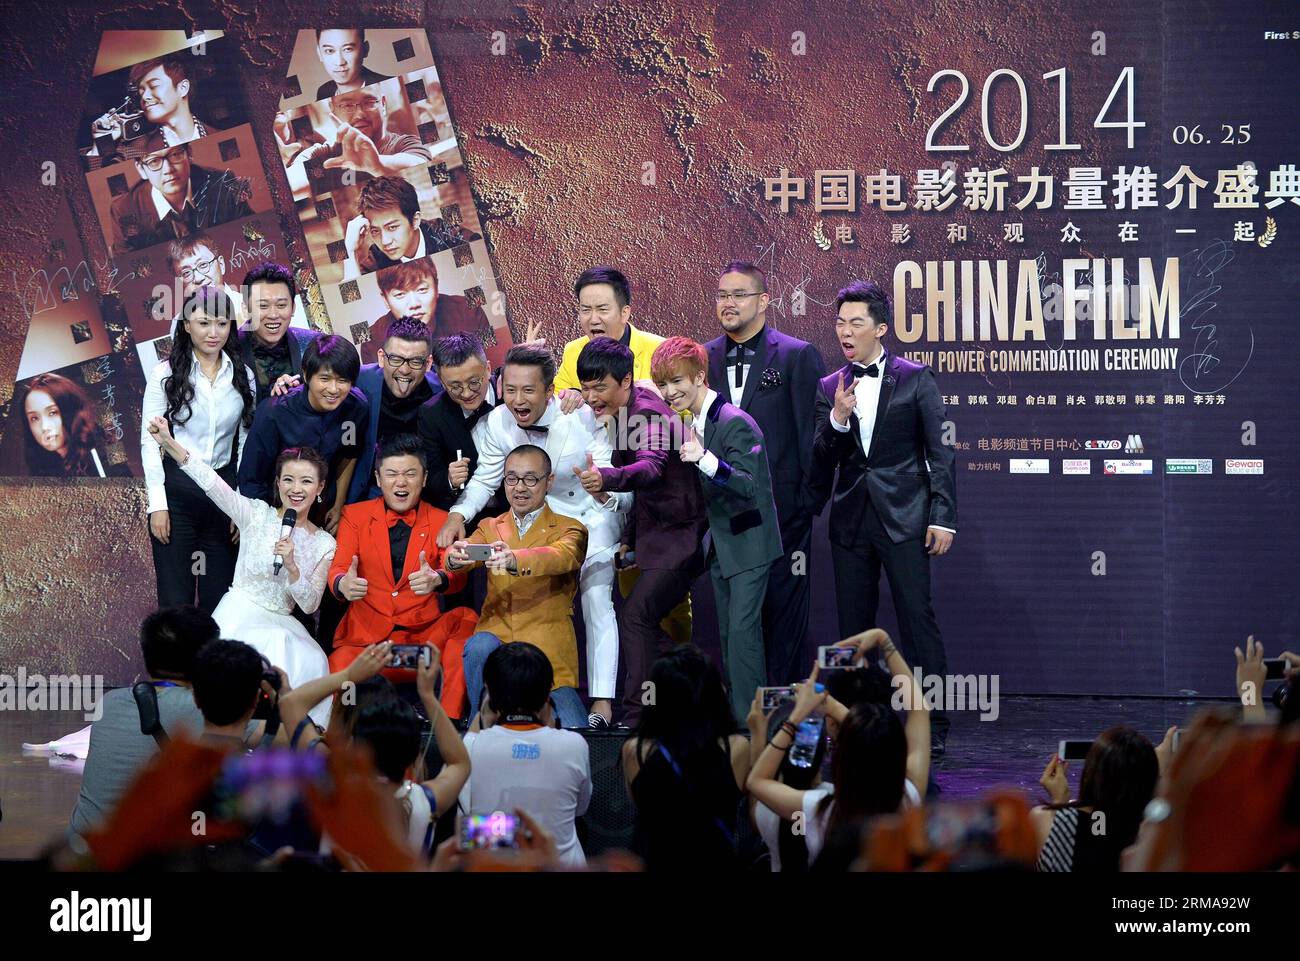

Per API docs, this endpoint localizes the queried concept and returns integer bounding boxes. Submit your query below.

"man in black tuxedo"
[109,137,252,255]
[812,280,957,755]
[417,332,503,612]
[706,261,825,686]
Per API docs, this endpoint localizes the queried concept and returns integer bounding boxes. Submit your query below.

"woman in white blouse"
[142,286,255,612]
[147,415,337,725]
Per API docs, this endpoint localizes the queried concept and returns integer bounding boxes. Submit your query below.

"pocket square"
[760,367,782,389]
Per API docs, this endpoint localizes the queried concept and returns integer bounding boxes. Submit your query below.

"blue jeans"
[462,631,588,729]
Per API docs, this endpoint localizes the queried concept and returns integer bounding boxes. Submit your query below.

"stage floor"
[0,696,1228,861]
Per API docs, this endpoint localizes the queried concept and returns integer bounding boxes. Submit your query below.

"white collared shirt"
[400,227,427,263]
[830,351,954,534]
[453,397,629,553]
[141,351,256,514]
[829,350,888,456]
[150,181,194,222]
[512,505,544,538]
[693,388,722,479]
[463,382,496,419]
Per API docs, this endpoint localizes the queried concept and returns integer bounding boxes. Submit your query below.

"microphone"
[273,508,298,575]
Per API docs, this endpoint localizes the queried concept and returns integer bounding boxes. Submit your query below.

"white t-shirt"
[460,724,593,867]
[801,779,922,866]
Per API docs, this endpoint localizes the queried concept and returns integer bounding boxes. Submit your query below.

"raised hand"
[1040,754,1070,805]
[409,550,443,596]
[437,513,467,549]
[679,423,704,463]
[416,644,442,702]
[271,373,301,397]
[345,642,392,684]
[344,214,370,264]
[338,554,369,601]
[832,371,860,426]
[323,111,384,176]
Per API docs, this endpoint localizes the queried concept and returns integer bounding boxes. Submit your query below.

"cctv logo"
[1084,439,1121,450]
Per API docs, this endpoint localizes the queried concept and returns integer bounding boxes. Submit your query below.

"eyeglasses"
[444,376,484,397]
[503,473,545,488]
[334,97,382,116]
[715,291,762,303]
[140,148,188,171]
[179,258,216,282]
[384,353,429,370]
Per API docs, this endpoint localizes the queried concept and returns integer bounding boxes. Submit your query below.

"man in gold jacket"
[447,443,590,727]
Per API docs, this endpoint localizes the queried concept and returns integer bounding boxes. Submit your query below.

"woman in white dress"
[147,414,337,725]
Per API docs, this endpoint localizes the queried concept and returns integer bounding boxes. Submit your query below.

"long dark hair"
[19,373,104,476]
[766,700,828,873]
[164,286,253,431]
[818,702,908,839]
[1069,726,1159,861]
[633,644,736,773]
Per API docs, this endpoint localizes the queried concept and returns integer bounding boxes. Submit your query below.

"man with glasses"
[165,233,247,325]
[445,444,591,728]
[417,333,504,613]
[109,134,253,254]
[294,87,433,178]
[347,316,442,503]
[705,261,826,688]
[553,266,664,414]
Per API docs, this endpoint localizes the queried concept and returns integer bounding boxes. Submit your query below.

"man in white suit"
[437,344,629,726]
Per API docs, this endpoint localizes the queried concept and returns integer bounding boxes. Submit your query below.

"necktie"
[524,424,549,435]
[852,361,881,378]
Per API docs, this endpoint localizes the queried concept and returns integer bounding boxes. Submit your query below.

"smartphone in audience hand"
[817,645,857,669]
[1263,657,1288,681]
[1057,739,1093,762]
[460,812,520,851]
[388,644,430,670]
[759,686,796,711]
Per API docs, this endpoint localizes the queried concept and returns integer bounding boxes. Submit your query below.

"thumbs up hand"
[409,549,443,596]
[339,554,369,601]
[574,452,604,495]
[680,424,704,463]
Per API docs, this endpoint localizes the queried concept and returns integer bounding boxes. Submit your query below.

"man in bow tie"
[705,261,826,687]
[812,280,957,758]
[327,434,477,716]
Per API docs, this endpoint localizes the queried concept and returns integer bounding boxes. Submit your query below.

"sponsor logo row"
[1006,458,1263,475]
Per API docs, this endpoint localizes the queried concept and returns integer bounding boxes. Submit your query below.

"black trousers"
[149,458,238,616]
[618,566,696,726]
[762,513,813,686]
[831,498,949,737]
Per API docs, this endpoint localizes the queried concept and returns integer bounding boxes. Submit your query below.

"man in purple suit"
[573,338,707,727]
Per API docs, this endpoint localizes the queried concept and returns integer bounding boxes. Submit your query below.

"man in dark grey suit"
[812,280,957,756]
[653,336,782,723]
[706,262,825,686]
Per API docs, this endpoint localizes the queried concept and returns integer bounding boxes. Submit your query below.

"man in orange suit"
[444,444,589,728]
[328,433,478,716]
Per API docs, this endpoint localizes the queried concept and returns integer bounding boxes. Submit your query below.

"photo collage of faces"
[278,28,513,367]
[2,194,143,477]
[79,31,312,380]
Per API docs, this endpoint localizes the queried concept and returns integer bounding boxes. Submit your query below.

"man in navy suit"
[348,316,441,503]
[706,262,825,686]
[812,280,957,756]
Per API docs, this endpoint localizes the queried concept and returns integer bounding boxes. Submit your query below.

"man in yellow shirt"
[554,266,664,402]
